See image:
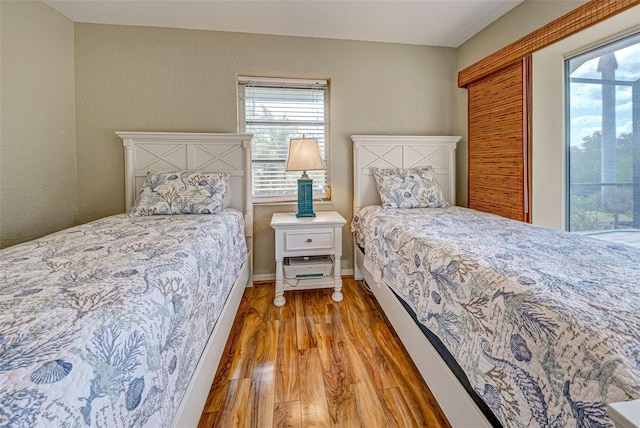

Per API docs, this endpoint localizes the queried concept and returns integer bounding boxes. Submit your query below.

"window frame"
[238,76,331,204]
[565,31,640,232]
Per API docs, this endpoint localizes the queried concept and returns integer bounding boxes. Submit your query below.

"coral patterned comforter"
[352,205,640,428]
[0,211,247,427]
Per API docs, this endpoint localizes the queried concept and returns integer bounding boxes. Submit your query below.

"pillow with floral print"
[129,170,229,216]
[372,166,448,208]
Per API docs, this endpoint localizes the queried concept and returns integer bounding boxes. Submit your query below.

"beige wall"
[453,0,586,208]
[74,23,456,276]
[0,1,76,248]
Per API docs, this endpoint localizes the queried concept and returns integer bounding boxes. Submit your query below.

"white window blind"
[239,76,330,202]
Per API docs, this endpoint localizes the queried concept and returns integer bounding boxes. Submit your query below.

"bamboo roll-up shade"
[468,59,530,222]
[458,0,640,88]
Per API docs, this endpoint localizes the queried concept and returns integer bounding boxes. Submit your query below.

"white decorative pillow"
[129,170,229,216]
[372,166,448,208]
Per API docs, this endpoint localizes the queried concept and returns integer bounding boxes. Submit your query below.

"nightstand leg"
[331,256,343,302]
[274,258,286,306]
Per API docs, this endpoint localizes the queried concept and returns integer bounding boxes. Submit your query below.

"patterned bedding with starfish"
[352,205,640,427]
[0,211,247,427]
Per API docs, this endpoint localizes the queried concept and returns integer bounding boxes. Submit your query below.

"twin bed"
[0,132,253,427]
[351,135,640,427]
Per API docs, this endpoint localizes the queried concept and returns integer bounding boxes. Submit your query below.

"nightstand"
[271,211,347,306]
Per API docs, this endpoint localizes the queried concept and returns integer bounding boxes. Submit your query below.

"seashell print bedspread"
[352,205,640,428]
[0,211,247,427]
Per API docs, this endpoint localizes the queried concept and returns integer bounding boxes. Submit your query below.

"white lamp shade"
[285,138,324,171]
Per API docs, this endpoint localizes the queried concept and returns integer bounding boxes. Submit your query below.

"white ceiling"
[43,0,524,48]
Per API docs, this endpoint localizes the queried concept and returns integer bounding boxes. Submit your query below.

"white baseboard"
[253,273,275,282]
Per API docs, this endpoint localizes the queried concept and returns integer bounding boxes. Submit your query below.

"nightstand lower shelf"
[271,211,347,306]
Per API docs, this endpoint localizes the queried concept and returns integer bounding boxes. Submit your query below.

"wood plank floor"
[198,277,451,427]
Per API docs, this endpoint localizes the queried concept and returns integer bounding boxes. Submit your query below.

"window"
[239,76,330,203]
[566,32,640,232]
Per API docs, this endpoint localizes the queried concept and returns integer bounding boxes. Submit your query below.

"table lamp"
[286,137,324,218]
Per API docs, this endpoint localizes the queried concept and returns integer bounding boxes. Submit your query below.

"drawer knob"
[306,238,313,243]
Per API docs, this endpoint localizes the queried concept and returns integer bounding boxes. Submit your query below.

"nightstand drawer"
[284,230,334,251]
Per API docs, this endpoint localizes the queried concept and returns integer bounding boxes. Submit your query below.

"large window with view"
[239,76,330,203]
[566,33,640,232]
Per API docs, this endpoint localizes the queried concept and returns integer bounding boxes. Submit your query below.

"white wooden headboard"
[117,131,254,257]
[352,135,460,213]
